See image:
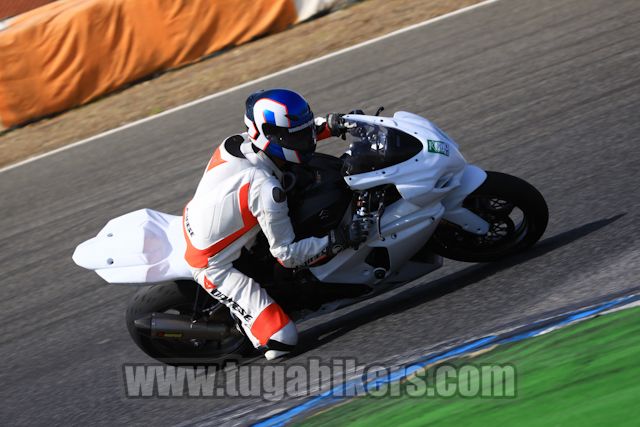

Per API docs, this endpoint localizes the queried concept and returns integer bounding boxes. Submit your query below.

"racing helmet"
[244,89,316,164]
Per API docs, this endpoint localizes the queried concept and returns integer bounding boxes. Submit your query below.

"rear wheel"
[125,281,254,364]
[428,171,548,262]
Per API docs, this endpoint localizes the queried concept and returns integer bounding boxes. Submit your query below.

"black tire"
[428,171,548,262]
[125,281,254,364]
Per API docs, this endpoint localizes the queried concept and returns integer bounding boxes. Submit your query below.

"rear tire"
[125,281,254,365]
[428,171,548,262]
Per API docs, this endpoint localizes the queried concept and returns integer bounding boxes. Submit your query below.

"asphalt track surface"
[2,0,640,425]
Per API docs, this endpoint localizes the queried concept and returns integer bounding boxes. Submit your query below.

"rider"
[182,88,366,360]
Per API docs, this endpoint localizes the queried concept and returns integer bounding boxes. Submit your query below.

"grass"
[297,306,640,426]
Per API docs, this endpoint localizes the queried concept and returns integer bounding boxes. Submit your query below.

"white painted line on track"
[0,0,500,174]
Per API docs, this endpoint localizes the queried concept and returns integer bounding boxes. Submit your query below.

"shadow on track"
[292,213,627,356]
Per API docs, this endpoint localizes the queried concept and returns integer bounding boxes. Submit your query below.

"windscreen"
[341,120,423,175]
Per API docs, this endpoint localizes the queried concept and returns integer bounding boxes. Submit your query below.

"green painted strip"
[297,306,640,427]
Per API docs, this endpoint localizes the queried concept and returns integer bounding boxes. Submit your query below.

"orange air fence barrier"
[0,0,56,21]
[0,0,297,128]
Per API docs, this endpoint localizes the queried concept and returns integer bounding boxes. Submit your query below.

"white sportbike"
[73,111,548,363]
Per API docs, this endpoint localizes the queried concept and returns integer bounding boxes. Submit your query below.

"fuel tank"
[286,153,352,239]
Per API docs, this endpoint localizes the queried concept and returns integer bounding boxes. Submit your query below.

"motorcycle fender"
[442,165,489,235]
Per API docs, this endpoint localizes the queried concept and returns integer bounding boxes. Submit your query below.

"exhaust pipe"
[134,312,233,340]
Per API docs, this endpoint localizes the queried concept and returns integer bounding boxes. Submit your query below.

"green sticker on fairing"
[427,140,450,156]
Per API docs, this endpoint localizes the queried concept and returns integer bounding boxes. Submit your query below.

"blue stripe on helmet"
[263,109,276,125]
[266,90,313,127]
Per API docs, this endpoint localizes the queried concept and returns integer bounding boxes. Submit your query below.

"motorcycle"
[72,111,548,363]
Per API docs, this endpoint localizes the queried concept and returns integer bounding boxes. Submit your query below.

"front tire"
[125,281,254,364]
[429,171,548,262]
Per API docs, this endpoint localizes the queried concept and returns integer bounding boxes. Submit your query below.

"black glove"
[326,113,347,138]
[328,220,369,254]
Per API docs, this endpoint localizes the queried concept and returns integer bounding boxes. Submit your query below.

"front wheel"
[428,171,548,262]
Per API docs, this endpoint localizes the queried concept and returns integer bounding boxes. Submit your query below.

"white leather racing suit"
[182,133,329,354]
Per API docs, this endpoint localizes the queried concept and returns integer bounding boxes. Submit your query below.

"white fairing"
[72,209,192,284]
[343,112,488,231]
[310,201,445,284]
[312,112,488,285]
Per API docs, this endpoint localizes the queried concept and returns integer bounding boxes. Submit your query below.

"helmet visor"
[262,122,316,154]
